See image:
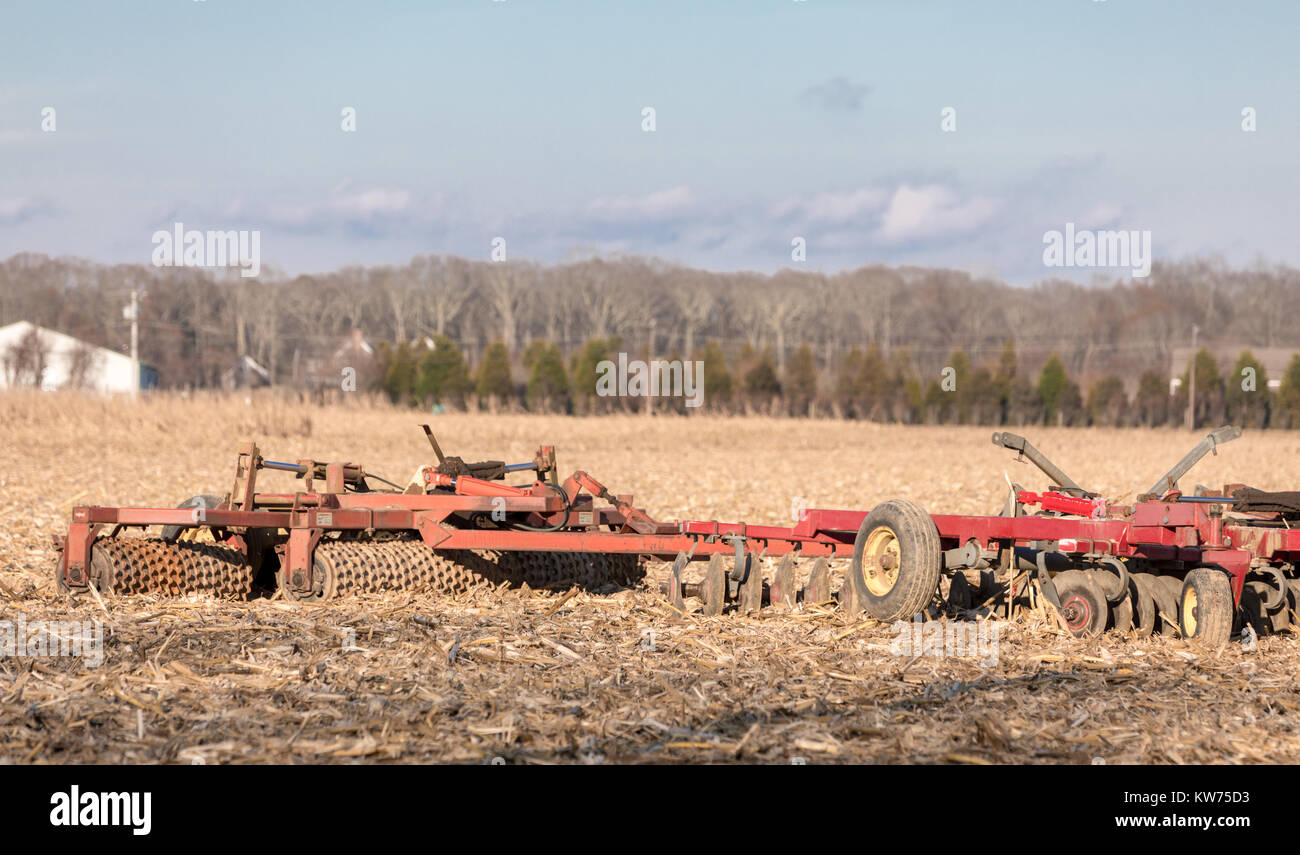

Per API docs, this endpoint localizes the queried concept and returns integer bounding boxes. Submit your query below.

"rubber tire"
[1180,568,1233,650]
[1052,569,1108,638]
[1150,575,1183,635]
[160,495,226,543]
[1130,573,1159,637]
[851,500,941,622]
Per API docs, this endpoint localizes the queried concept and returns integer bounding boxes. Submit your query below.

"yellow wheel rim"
[861,525,901,596]
[1183,586,1198,636]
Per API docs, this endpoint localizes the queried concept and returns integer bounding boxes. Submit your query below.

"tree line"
[373,332,1300,428]
[4,251,1300,427]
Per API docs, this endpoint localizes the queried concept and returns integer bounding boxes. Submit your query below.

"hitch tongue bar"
[991,432,1090,496]
[1146,425,1242,497]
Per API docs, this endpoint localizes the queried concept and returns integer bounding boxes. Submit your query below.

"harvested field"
[3,390,1300,764]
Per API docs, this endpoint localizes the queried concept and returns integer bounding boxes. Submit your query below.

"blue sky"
[1,0,1297,282]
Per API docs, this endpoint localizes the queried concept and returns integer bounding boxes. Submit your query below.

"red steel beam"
[930,514,1130,550]
[421,527,853,558]
[679,519,855,544]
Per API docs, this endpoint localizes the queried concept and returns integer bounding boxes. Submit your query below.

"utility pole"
[123,287,140,399]
[1185,324,1199,430]
[645,317,657,416]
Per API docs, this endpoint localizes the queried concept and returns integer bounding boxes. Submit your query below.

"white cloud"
[773,186,888,223]
[341,187,412,216]
[259,185,417,231]
[1081,202,1125,227]
[876,184,1000,243]
[0,196,50,224]
[801,77,872,112]
[586,186,693,221]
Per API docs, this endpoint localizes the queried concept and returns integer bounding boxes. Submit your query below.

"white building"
[1168,345,1294,396]
[0,321,148,393]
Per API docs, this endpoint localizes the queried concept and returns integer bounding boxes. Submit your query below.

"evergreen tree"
[1087,375,1127,426]
[784,344,818,415]
[967,365,996,424]
[890,348,922,424]
[923,378,946,424]
[1010,379,1041,426]
[375,341,394,396]
[415,335,471,409]
[744,347,782,410]
[901,375,924,424]
[383,341,419,405]
[1059,381,1085,426]
[947,349,972,423]
[856,342,887,420]
[1179,348,1224,428]
[836,347,864,417]
[1134,370,1169,427]
[697,340,733,410]
[1277,355,1300,428]
[476,340,514,405]
[522,339,548,370]
[525,341,569,412]
[1226,350,1270,428]
[571,337,611,414]
[1037,352,1070,424]
[995,339,1018,424]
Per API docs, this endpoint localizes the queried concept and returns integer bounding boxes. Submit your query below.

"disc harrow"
[52,424,1300,649]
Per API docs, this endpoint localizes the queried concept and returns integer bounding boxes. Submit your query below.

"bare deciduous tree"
[66,340,101,388]
[485,261,534,353]
[4,326,50,387]
[669,272,716,358]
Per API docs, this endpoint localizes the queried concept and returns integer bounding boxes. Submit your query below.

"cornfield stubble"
[1,390,1299,764]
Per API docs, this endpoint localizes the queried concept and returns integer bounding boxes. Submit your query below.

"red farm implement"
[56,424,1299,649]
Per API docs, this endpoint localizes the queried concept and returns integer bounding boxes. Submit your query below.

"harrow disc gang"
[660,553,847,615]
